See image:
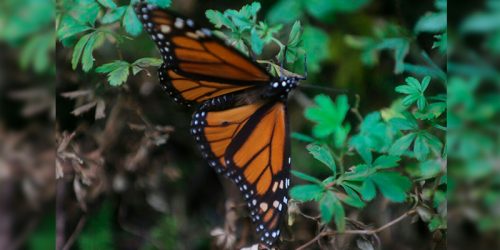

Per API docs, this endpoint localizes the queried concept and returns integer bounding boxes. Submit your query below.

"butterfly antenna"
[301,54,308,80]
[299,84,349,94]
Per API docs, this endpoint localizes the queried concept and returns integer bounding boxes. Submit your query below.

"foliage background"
[0,0,498,249]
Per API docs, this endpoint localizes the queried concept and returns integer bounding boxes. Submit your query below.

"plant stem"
[351,94,364,123]
[295,209,417,250]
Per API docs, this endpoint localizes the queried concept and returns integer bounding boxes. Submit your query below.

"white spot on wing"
[175,18,184,28]
[273,200,279,208]
[160,25,171,34]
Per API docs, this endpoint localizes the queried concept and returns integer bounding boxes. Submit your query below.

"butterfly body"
[136,2,300,247]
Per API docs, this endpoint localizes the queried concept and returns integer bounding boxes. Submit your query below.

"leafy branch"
[206,2,304,64]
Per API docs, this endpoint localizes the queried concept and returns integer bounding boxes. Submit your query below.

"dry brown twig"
[61,215,87,250]
[295,209,417,250]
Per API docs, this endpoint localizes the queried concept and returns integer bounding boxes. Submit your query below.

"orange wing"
[135,3,271,106]
[191,102,291,247]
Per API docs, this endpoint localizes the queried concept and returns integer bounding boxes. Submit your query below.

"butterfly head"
[266,76,300,101]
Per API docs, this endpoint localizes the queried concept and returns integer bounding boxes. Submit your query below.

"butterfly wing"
[191,101,291,246]
[135,3,271,106]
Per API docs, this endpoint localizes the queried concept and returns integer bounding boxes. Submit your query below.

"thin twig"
[350,94,364,124]
[295,209,417,250]
[62,215,87,250]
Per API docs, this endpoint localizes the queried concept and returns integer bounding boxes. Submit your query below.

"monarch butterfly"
[135,2,303,247]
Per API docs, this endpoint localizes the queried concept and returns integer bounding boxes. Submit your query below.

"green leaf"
[414,134,430,160]
[421,76,431,91]
[304,0,371,22]
[57,16,92,41]
[96,60,129,73]
[332,0,371,12]
[250,28,264,55]
[267,0,303,24]
[288,21,302,46]
[395,85,416,95]
[428,216,446,231]
[360,179,376,201]
[260,23,283,43]
[291,132,315,142]
[102,6,126,24]
[405,76,421,90]
[435,0,447,10]
[81,32,102,72]
[432,32,447,54]
[414,102,446,120]
[123,6,142,36]
[304,0,336,21]
[333,124,351,148]
[341,185,365,208]
[422,132,443,154]
[290,184,324,201]
[20,33,53,73]
[349,135,373,164]
[96,60,131,86]
[240,2,261,18]
[319,191,336,223]
[417,160,442,179]
[401,94,419,107]
[305,94,349,138]
[147,0,172,8]
[373,155,400,169]
[206,10,235,30]
[460,12,500,33]
[319,192,345,231]
[130,57,162,75]
[71,0,100,26]
[133,57,163,67]
[417,96,427,111]
[389,117,418,130]
[132,65,142,75]
[371,172,412,202]
[291,170,323,185]
[107,66,130,86]
[415,12,447,34]
[389,132,417,156]
[20,36,39,69]
[72,33,92,70]
[332,200,345,231]
[306,144,336,175]
[97,0,117,9]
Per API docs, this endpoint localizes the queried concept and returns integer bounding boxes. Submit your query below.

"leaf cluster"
[292,73,446,232]
[96,58,162,86]
[206,2,301,62]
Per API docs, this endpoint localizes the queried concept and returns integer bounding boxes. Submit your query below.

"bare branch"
[61,215,87,250]
[295,209,417,250]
